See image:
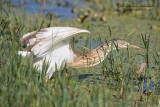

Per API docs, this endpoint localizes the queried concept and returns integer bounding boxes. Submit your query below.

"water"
[10,0,83,18]
[78,73,157,93]
[78,74,103,80]
[112,0,148,3]
[75,38,104,49]
[9,0,150,19]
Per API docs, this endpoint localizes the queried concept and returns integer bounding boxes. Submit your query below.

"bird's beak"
[128,44,143,50]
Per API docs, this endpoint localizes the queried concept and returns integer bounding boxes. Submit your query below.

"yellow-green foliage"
[0,1,160,107]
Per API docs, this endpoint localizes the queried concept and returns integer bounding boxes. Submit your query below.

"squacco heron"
[18,27,141,79]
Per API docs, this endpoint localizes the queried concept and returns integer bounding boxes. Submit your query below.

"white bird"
[19,27,141,79]
[19,27,90,79]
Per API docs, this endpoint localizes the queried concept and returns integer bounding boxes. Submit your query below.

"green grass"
[0,1,160,107]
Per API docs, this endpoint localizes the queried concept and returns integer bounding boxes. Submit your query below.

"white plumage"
[19,27,90,79]
[19,27,142,79]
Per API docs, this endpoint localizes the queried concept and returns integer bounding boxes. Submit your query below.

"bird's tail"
[18,51,32,57]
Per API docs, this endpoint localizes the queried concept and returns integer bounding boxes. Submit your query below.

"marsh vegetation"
[0,0,160,107]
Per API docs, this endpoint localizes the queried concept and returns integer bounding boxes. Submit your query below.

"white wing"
[18,51,32,57]
[20,27,90,79]
[21,27,90,58]
[33,42,73,79]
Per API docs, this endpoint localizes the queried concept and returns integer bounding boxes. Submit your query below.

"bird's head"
[107,39,142,50]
